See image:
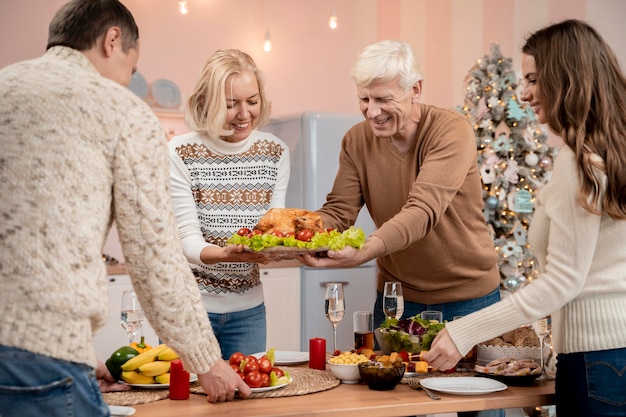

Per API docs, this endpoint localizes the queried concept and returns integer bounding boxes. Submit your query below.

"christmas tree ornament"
[538,156,553,169]
[503,276,520,291]
[486,196,499,209]
[525,152,539,166]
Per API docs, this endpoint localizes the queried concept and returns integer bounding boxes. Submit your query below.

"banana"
[156,346,179,361]
[121,343,169,371]
[137,360,171,377]
[154,373,170,384]
[121,371,156,385]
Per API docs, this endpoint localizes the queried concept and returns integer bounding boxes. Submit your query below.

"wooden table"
[131,379,555,417]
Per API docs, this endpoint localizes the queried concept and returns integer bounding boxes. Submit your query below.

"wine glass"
[324,283,345,353]
[531,316,551,379]
[120,290,144,345]
[382,281,404,320]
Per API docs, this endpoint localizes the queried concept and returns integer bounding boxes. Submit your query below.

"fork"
[407,378,441,400]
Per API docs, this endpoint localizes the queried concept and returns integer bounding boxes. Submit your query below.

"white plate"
[150,78,181,109]
[109,405,136,416]
[420,377,507,395]
[250,376,292,393]
[127,71,148,99]
[252,351,309,365]
[126,374,197,389]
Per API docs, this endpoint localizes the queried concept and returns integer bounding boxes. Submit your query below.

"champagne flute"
[120,290,143,345]
[382,281,404,320]
[324,283,345,353]
[531,316,551,379]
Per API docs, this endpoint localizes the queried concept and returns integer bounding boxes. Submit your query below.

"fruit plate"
[250,376,293,393]
[475,371,541,386]
[125,374,197,389]
[253,351,309,365]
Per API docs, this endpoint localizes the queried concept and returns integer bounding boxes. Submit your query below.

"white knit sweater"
[168,130,290,314]
[0,47,222,374]
[447,145,626,355]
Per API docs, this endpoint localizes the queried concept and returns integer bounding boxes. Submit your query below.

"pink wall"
[1,0,624,130]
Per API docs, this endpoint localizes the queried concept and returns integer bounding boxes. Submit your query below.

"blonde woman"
[169,49,290,359]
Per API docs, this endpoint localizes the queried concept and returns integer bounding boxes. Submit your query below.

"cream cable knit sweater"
[0,46,221,374]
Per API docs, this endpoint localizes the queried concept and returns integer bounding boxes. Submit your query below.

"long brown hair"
[522,19,626,219]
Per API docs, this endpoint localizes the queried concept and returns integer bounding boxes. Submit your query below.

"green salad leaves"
[378,315,446,352]
[227,226,366,252]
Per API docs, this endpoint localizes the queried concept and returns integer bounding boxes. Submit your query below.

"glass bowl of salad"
[374,315,446,354]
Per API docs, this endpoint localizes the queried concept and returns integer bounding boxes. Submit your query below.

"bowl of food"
[358,360,406,391]
[327,351,369,384]
[375,315,446,354]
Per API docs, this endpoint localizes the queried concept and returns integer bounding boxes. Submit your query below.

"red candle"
[169,359,190,400]
[309,337,326,370]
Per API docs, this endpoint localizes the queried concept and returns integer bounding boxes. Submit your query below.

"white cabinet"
[260,266,301,351]
[93,274,159,362]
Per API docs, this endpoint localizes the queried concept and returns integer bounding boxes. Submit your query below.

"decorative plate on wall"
[150,78,181,109]
[127,71,148,100]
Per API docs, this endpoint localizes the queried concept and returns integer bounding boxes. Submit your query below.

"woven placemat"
[190,366,340,399]
[102,388,169,406]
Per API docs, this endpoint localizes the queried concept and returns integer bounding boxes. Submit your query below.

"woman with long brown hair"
[424,19,626,416]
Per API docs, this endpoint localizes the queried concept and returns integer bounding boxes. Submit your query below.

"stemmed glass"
[120,290,144,345]
[383,281,404,320]
[531,316,551,380]
[324,283,345,353]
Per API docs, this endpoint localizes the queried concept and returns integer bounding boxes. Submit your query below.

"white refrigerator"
[262,112,378,352]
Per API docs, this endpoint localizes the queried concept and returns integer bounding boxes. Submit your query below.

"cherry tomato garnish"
[229,352,245,366]
[257,357,272,374]
[296,229,314,241]
[245,371,263,388]
[237,228,251,236]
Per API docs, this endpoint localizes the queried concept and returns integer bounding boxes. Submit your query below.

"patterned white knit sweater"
[168,130,290,314]
[0,46,222,374]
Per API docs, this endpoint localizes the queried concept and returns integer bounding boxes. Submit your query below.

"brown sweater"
[318,104,499,304]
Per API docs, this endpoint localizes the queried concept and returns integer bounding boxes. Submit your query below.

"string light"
[329,8,338,29]
[263,29,272,52]
[178,0,188,15]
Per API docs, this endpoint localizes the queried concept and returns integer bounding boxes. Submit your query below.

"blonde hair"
[186,49,270,139]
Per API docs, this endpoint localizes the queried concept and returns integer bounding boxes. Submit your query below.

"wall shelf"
[153,108,185,119]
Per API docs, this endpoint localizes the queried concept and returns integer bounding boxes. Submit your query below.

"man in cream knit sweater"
[0,1,250,415]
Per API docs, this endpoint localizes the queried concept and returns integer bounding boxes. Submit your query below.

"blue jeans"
[208,302,267,360]
[374,286,504,417]
[0,345,110,417]
[555,347,626,416]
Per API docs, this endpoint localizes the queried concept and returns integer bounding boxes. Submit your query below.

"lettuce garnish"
[227,226,366,252]
[378,315,446,351]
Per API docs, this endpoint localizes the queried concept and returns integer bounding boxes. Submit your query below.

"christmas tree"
[457,44,559,293]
